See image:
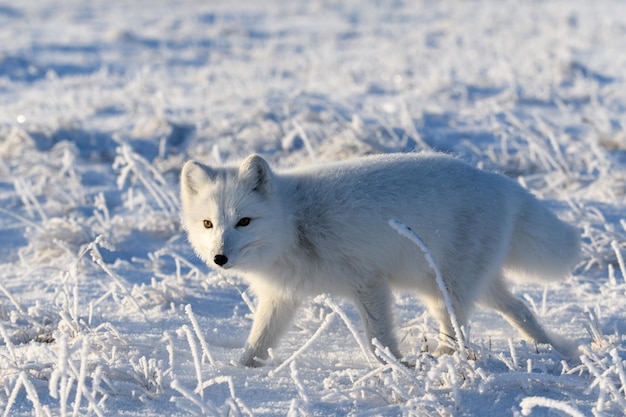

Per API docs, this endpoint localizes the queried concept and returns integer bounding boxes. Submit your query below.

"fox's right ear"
[181,161,214,197]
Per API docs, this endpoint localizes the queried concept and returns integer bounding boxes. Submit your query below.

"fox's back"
[280,153,519,210]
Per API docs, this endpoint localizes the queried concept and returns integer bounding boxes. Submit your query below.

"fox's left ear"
[238,154,272,196]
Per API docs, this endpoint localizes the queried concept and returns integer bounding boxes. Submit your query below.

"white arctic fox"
[180,152,580,366]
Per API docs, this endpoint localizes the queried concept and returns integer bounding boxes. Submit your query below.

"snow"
[1,0,626,415]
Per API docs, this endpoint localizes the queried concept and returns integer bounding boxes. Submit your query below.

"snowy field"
[1,0,626,415]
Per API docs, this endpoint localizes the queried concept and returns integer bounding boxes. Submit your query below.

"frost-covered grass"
[1,0,626,415]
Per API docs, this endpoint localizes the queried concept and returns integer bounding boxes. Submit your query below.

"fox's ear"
[238,154,272,196]
[181,160,214,197]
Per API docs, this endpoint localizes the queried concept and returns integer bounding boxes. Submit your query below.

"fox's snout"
[214,254,228,267]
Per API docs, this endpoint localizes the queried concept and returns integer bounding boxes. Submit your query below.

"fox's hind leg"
[353,278,402,361]
[482,278,551,343]
[480,277,579,355]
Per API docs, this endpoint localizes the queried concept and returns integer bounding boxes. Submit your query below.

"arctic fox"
[180,153,580,367]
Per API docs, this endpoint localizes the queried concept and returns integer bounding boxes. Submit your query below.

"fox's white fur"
[180,153,580,366]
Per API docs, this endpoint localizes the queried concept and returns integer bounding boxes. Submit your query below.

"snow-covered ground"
[1,0,626,415]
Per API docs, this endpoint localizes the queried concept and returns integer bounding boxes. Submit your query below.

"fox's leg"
[240,295,300,367]
[426,296,470,355]
[481,278,552,344]
[482,278,579,357]
[353,278,402,361]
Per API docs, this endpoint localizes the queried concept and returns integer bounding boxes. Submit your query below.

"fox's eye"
[203,220,213,229]
[236,217,251,227]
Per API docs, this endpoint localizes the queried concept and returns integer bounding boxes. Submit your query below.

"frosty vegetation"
[1,0,626,416]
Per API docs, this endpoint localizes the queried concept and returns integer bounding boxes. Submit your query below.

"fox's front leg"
[354,278,402,361]
[240,294,300,367]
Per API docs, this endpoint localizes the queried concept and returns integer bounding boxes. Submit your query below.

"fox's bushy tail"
[505,197,580,282]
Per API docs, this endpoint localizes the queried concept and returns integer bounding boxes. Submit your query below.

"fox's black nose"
[214,254,228,266]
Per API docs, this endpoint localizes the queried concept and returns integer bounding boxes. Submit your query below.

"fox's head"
[180,154,288,272]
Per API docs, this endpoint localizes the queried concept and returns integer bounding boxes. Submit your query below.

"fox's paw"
[549,333,582,362]
[239,347,268,367]
[239,354,263,368]
[434,343,456,357]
